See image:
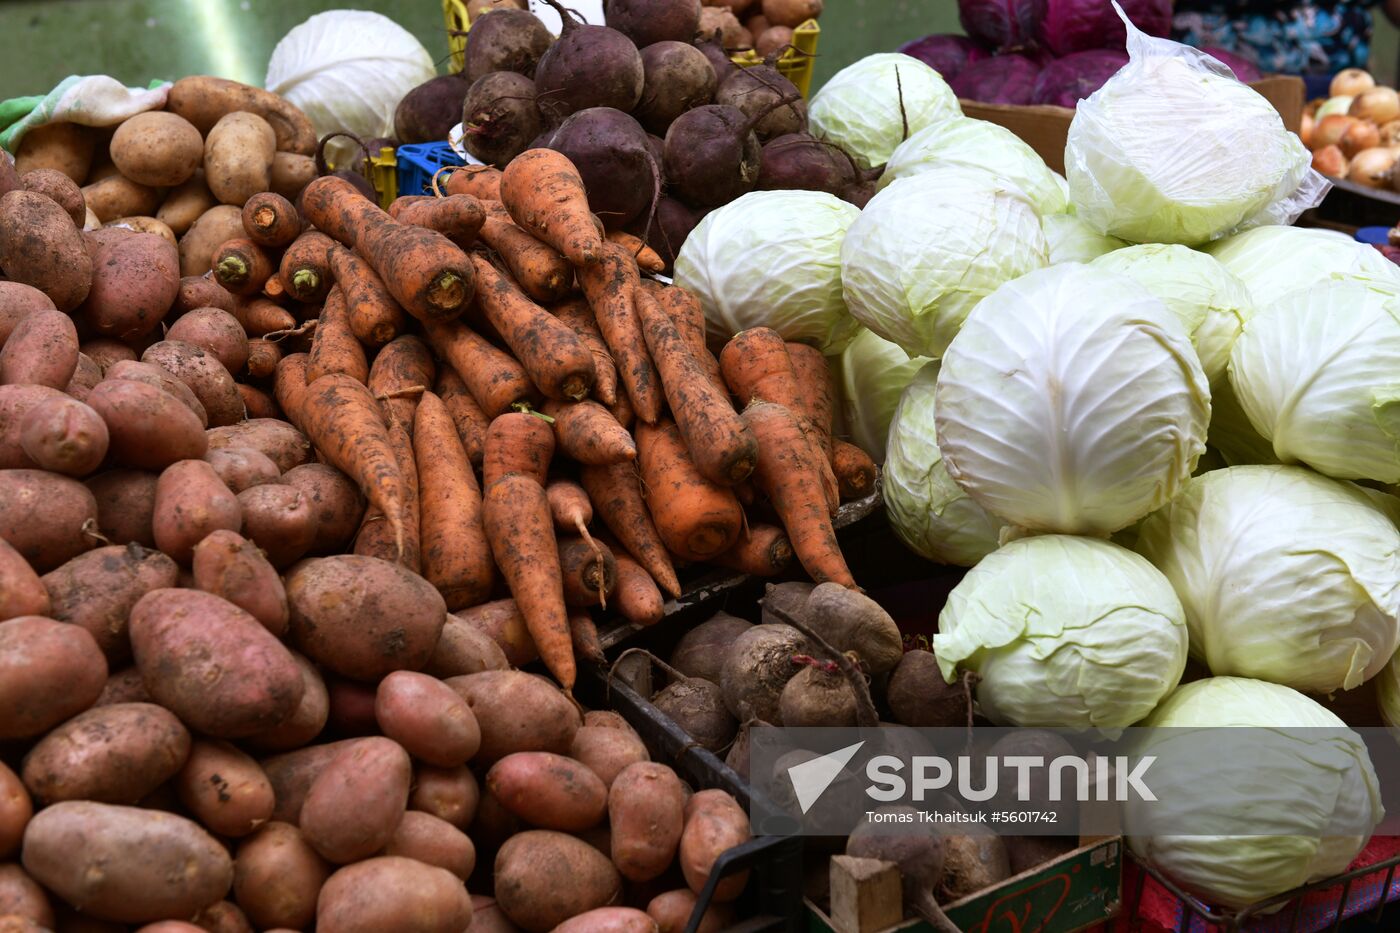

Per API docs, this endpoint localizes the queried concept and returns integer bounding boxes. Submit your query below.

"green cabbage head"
[1042,213,1125,264]
[1204,225,1400,308]
[838,329,929,463]
[809,53,961,171]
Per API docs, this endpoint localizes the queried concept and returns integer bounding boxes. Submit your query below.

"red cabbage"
[1030,49,1128,108]
[1037,0,1108,56]
[1200,46,1263,83]
[1100,0,1171,48]
[897,33,990,80]
[951,54,1043,105]
[958,0,1046,53]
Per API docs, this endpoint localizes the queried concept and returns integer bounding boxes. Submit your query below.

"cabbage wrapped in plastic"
[1092,244,1251,385]
[1135,465,1400,693]
[1042,213,1125,263]
[841,167,1047,359]
[949,55,1042,105]
[808,54,962,171]
[674,190,861,353]
[1230,279,1400,482]
[882,362,1004,566]
[1125,677,1383,909]
[897,34,989,80]
[936,263,1210,535]
[1204,225,1400,308]
[838,329,930,463]
[934,535,1188,733]
[1031,50,1128,107]
[880,117,1070,215]
[1065,15,1324,245]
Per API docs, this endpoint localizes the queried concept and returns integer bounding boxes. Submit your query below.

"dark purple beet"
[646,133,666,170]
[663,104,762,208]
[1201,46,1263,82]
[695,33,739,85]
[638,196,703,272]
[757,133,856,196]
[636,40,719,135]
[1030,49,1127,108]
[464,8,553,81]
[897,33,989,80]
[604,0,702,48]
[949,54,1042,105]
[394,73,473,144]
[462,71,542,167]
[534,0,645,126]
[715,63,806,140]
[547,107,659,230]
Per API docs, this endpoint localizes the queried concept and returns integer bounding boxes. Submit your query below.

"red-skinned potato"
[236,483,315,568]
[259,739,361,824]
[143,339,244,427]
[105,358,210,427]
[244,651,329,753]
[20,701,190,805]
[0,307,79,388]
[96,666,153,706]
[282,463,367,555]
[233,821,331,931]
[87,379,209,470]
[191,898,254,933]
[0,282,56,345]
[408,764,480,830]
[610,762,686,882]
[424,612,511,677]
[0,863,53,930]
[299,737,412,864]
[208,418,313,473]
[85,468,160,547]
[555,907,660,933]
[646,889,734,933]
[487,752,609,831]
[316,856,473,933]
[383,810,477,879]
[41,542,178,662]
[77,232,179,341]
[152,459,242,564]
[571,723,650,788]
[0,190,92,311]
[204,446,280,493]
[0,761,32,859]
[680,789,751,901]
[66,352,103,402]
[166,307,250,374]
[0,384,65,470]
[18,396,108,476]
[192,529,289,636]
[374,670,481,767]
[176,739,275,837]
[446,670,582,762]
[0,470,98,572]
[0,537,49,621]
[494,830,622,932]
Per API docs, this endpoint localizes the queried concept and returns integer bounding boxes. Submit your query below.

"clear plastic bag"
[1064,2,1329,247]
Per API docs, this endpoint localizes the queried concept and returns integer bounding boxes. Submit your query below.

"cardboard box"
[961,76,1306,175]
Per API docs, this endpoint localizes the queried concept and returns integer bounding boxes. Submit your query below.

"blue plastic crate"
[395,142,465,199]
[1356,226,1391,246]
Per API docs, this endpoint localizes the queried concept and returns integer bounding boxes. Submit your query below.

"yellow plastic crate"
[444,1,820,99]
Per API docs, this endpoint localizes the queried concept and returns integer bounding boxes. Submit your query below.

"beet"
[718,623,808,722]
[695,33,740,85]
[636,41,719,135]
[760,582,815,627]
[395,73,473,145]
[462,71,542,168]
[605,0,702,48]
[547,107,659,230]
[638,195,702,272]
[886,649,973,728]
[986,730,1077,824]
[464,8,553,81]
[651,677,737,752]
[534,0,645,125]
[645,133,666,169]
[939,834,1010,901]
[779,661,858,726]
[671,611,753,684]
[847,808,958,931]
[715,63,805,140]
[664,104,764,208]
[723,717,770,779]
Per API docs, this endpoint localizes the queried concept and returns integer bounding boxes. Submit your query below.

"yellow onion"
[1348,147,1396,187]
[1341,120,1381,158]
[1301,112,1315,148]
[1350,87,1400,125]
[1331,68,1376,98]
[1379,120,1400,147]
[1312,144,1349,177]
[1313,114,1357,149]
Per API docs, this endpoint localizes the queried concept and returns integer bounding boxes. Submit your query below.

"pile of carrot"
[235,148,876,692]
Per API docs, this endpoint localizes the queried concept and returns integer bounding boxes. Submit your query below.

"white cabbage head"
[1126,677,1383,909]
[1229,278,1400,482]
[838,329,930,463]
[934,535,1188,733]
[1206,377,1279,467]
[1092,244,1251,385]
[808,53,961,171]
[674,190,861,353]
[1204,225,1400,308]
[935,263,1211,535]
[1135,465,1400,693]
[1042,213,1126,264]
[841,168,1048,359]
[882,362,1004,566]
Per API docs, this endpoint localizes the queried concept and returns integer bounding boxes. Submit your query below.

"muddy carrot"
[245,338,282,379]
[262,274,286,301]
[832,438,878,501]
[606,230,664,274]
[713,524,793,577]
[559,535,615,609]
[456,598,536,666]
[423,318,538,417]
[233,297,297,338]
[482,411,554,489]
[641,281,723,395]
[608,547,665,627]
[353,406,420,572]
[368,334,435,429]
[785,341,835,461]
[435,368,488,469]
[580,461,680,599]
[479,201,575,304]
[500,149,606,267]
[414,391,494,610]
[444,165,503,201]
[578,242,661,423]
[273,352,310,431]
[213,237,277,297]
[552,297,618,407]
[330,246,407,347]
[238,384,279,420]
[568,611,605,664]
[241,191,302,248]
[540,398,636,465]
[279,230,335,303]
[306,285,369,384]
[546,478,597,543]
[635,419,744,562]
[390,194,487,246]
[609,391,634,431]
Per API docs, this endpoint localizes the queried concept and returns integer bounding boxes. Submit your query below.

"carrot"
[633,285,757,487]
[300,175,474,321]
[635,419,744,562]
[482,411,554,489]
[457,598,537,666]
[423,318,538,417]
[238,384,280,420]
[559,535,615,608]
[609,548,665,627]
[484,472,575,690]
[500,149,606,268]
[273,352,310,430]
[444,165,503,201]
[832,439,878,502]
[641,281,723,393]
[785,341,835,461]
[479,201,574,304]
[605,231,665,274]
[413,391,494,610]
[330,246,407,347]
[306,285,369,385]
[540,398,636,465]
[353,406,420,573]
[569,611,605,665]
[435,368,488,469]
[245,337,282,379]
[580,461,680,599]
[609,391,634,431]
[262,274,286,301]
[578,242,661,424]
[241,192,302,248]
[552,298,618,407]
[712,524,793,577]
[741,400,855,588]
[213,237,277,297]
[234,297,297,338]
[546,478,596,541]
[469,254,596,402]
[300,373,405,556]
[278,230,335,303]
[368,334,435,429]
[390,194,486,246]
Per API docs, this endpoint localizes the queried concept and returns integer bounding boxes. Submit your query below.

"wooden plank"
[829,856,904,933]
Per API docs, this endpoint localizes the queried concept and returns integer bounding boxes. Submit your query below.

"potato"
[0,537,48,622]
[81,173,160,223]
[0,863,52,930]
[103,215,178,248]
[204,446,279,493]
[76,231,179,341]
[22,167,85,226]
[130,588,303,737]
[317,856,473,933]
[0,308,78,389]
[191,529,288,635]
[233,821,331,931]
[167,76,316,154]
[495,830,622,932]
[157,171,218,236]
[300,737,412,864]
[236,483,315,568]
[608,762,686,883]
[152,459,242,564]
[189,901,253,933]
[15,122,94,183]
[106,359,209,426]
[179,204,244,277]
[21,701,190,804]
[238,653,324,754]
[409,764,479,829]
[282,463,367,554]
[680,790,750,901]
[88,380,208,470]
[375,670,481,767]
[424,612,510,677]
[204,112,275,206]
[142,339,244,427]
[487,752,608,831]
[325,677,378,737]
[96,665,152,705]
[270,152,316,200]
[0,282,56,344]
[208,418,312,473]
[0,190,92,311]
[287,555,447,681]
[21,801,233,923]
[19,396,108,476]
[111,112,203,187]
[471,896,521,933]
[384,811,476,880]
[175,739,275,837]
[0,385,65,470]
[42,542,179,662]
[65,352,103,402]
[0,762,31,859]
[0,146,15,196]
[259,739,360,824]
[0,470,98,572]
[447,670,582,763]
[134,921,204,932]
[81,338,138,372]
[645,889,733,933]
[555,908,659,933]
[78,477,155,557]
[571,725,650,789]
[167,309,248,374]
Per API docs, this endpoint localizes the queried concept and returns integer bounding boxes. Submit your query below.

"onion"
[1341,120,1381,158]
[1379,120,1400,147]
[1301,112,1315,149]
[1350,87,1400,125]
[1311,143,1348,178]
[1312,113,1357,150]
[1331,68,1376,98]
[1316,95,1356,120]
[1348,146,1396,188]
